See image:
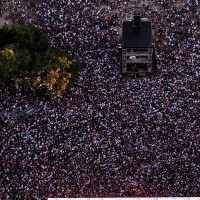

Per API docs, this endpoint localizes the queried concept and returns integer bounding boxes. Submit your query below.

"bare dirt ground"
[0,12,12,27]
[0,0,12,27]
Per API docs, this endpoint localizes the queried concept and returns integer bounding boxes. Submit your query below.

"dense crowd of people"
[0,0,199,199]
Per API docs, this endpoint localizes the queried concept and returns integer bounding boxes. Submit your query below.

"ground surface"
[0,0,199,199]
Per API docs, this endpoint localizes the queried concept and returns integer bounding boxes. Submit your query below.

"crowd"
[0,0,199,199]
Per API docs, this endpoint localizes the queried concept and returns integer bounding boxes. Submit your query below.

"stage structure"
[120,10,156,77]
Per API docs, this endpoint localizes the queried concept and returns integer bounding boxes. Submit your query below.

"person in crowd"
[0,0,199,199]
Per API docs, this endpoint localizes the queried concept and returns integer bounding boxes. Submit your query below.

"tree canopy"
[0,24,80,96]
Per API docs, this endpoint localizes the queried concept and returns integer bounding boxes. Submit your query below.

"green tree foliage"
[0,24,80,95]
[0,47,16,78]
[0,25,15,48]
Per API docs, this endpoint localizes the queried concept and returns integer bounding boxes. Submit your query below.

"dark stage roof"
[122,21,152,48]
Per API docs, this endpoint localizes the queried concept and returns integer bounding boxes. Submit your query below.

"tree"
[11,24,48,52]
[29,51,73,96]
[15,48,32,74]
[32,70,72,96]
[0,25,14,48]
[0,24,79,95]
[0,47,16,78]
